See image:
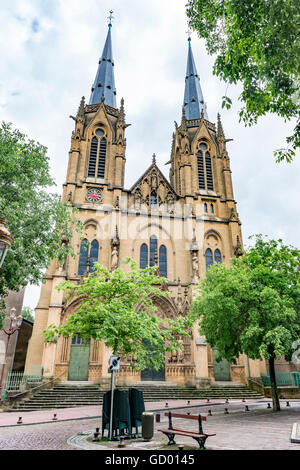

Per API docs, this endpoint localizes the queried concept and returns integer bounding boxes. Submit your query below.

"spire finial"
[186,28,192,44]
[77,96,85,118]
[108,10,114,29]
[152,153,156,164]
[217,113,225,138]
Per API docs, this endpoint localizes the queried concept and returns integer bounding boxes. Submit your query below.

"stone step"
[8,382,263,412]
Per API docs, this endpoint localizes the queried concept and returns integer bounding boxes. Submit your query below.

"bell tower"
[168,36,243,259]
[63,20,128,208]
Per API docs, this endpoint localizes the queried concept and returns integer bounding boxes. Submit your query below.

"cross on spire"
[108,9,114,28]
[186,28,192,42]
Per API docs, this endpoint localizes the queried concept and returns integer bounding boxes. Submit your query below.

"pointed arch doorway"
[68,335,90,381]
[212,347,231,381]
[140,340,165,382]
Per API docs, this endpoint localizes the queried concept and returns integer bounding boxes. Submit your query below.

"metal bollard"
[267,403,271,409]
[226,398,229,403]
[17,417,22,424]
[224,408,229,414]
[52,413,57,421]
[93,428,100,441]
[286,401,290,407]
[165,402,168,408]
[118,436,126,448]
[155,413,161,423]
[208,409,212,416]
[245,405,249,412]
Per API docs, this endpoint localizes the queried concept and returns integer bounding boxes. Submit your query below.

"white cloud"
[0,0,298,309]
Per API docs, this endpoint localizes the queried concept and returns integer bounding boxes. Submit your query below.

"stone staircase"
[8,382,263,412]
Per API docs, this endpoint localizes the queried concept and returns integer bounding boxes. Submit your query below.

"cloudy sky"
[0,0,299,310]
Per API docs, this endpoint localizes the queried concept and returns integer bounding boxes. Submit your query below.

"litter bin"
[142,412,154,441]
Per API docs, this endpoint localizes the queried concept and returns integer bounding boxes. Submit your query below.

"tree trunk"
[268,354,280,411]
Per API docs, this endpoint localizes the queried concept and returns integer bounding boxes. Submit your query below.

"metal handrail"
[8,372,66,400]
[247,377,264,392]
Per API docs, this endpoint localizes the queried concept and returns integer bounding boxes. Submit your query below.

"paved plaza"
[0,399,299,450]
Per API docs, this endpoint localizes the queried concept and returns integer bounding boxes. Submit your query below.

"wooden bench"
[158,412,216,449]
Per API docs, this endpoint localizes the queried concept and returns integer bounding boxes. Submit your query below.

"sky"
[0,0,299,311]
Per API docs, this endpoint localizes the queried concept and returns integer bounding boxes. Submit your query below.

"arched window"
[214,249,222,264]
[149,236,157,267]
[88,131,107,179]
[89,240,99,273]
[151,191,157,208]
[159,245,167,277]
[88,137,98,177]
[78,239,89,275]
[210,203,214,214]
[204,203,208,213]
[140,244,148,269]
[205,248,213,271]
[97,138,107,178]
[197,151,205,190]
[205,152,214,190]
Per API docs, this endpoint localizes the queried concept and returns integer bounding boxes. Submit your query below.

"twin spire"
[89,20,117,108]
[89,18,208,122]
[183,37,208,121]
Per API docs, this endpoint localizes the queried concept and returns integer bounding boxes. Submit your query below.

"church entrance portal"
[141,340,165,381]
[68,335,90,381]
[212,347,231,381]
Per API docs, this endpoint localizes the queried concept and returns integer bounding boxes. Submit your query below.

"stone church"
[25,20,265,387]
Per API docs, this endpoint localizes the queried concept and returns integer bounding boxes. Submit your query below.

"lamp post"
[0,217,13,268]
[0,308,23,400]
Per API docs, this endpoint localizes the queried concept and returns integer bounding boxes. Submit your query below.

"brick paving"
[0,400,299,450]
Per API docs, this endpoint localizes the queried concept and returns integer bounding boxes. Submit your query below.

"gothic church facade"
[25,21,265,387]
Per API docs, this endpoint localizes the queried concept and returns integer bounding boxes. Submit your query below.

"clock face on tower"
[86,188,102,203]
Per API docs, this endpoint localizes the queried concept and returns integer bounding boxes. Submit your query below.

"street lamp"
[0,217,13,268]
[0,308,23,400]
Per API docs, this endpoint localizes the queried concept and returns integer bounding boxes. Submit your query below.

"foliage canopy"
[43,260,189,371]
[186,0,300,162]
[0,122,82,298]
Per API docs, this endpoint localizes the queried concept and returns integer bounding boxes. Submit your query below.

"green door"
[68,335,90,381]
[212,348,231,381]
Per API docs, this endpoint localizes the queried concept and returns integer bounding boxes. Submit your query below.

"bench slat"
[158,428,205,438]
[164,412,206,421]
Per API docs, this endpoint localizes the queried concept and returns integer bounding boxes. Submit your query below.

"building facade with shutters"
[25,21,265,387]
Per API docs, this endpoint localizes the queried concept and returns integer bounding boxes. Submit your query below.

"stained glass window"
[89,240,99,273]
[214,249,222,264]
[159,245,167,277]
[140,244,148,269]
[150,236,158,267]
[205,248,213,271]
[78,239,89,275]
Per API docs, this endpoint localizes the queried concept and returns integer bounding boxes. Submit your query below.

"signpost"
[108,355,120,441]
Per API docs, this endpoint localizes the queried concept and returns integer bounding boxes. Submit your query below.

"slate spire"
[183,37,208,121]
[89,21,117,108]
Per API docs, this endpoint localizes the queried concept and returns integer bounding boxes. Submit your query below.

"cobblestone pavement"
[0,402,299,450]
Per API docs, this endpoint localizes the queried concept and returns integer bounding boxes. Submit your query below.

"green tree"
[0,122,83,299]
[43,260,188,371]
[186,0,300,162]
[21,306,34,323]
[190,235,300,411]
